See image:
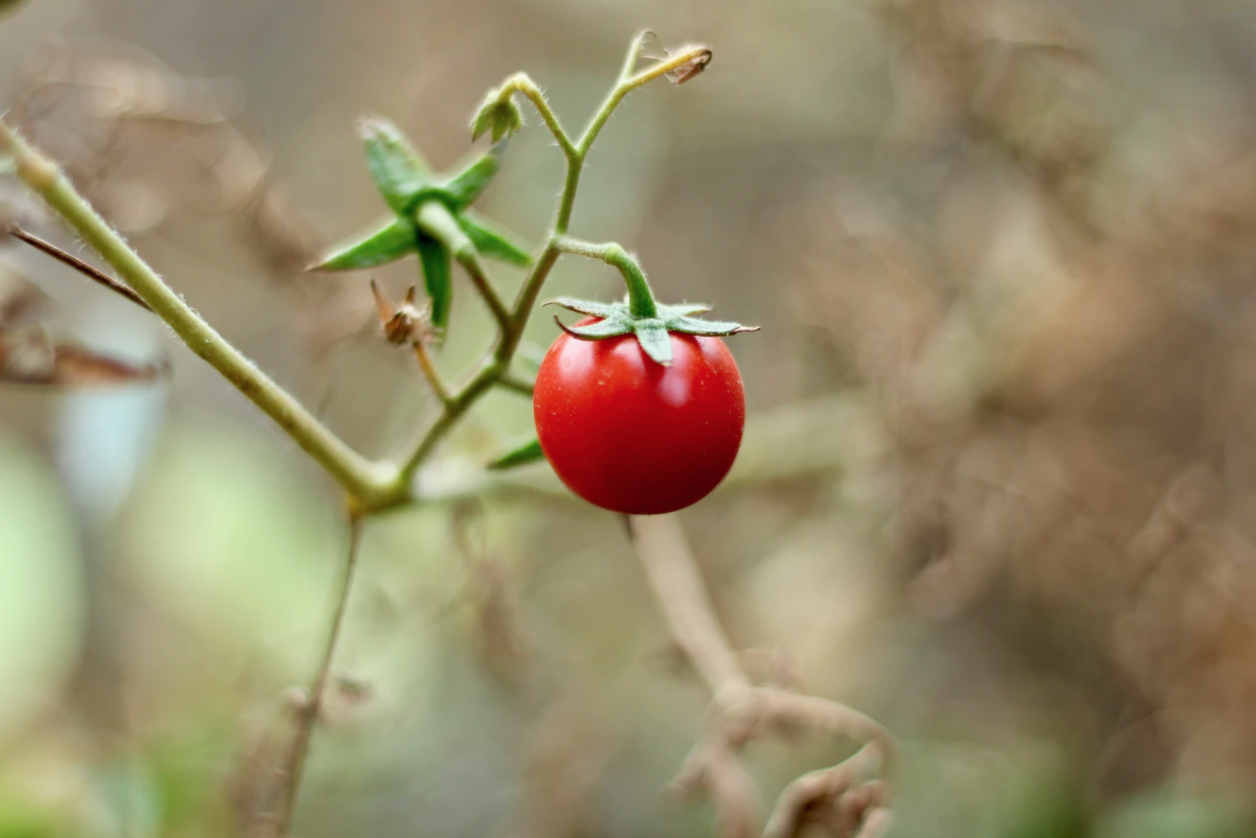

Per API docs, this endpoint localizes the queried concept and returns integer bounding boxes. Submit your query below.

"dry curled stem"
[625,514,895,838]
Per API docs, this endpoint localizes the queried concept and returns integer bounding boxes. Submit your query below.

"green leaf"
[486,438,545,471]
[0,154,15,175]
[441,142,506,210]
[359,115,432,215]
[310,216,416,271]
[416,235,452,336]
[545,297,623,318]
[470,92,524,143]
[633,322,673,366]
[672,316,759,336]
[559,317,633,339]
[456,212,531,266]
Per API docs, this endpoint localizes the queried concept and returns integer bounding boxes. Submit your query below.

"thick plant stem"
[275,514,365,836]
[0,119,404,511]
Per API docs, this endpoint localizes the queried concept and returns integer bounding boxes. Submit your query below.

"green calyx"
[545,297,757,367]
[470,88,525,144]
[546,236,757,366]
[310,115,531,335]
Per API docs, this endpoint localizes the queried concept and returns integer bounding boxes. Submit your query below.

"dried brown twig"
[4,223,153,311]
[271,514,365,836]
[625,514,895,838]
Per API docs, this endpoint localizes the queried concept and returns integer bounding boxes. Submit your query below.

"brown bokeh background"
[4,0,1256,835]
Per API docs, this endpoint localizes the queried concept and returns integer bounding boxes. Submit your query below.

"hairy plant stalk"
[0,119,403,511]
[274,515,365,836]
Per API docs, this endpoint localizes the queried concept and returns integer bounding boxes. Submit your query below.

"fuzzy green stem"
[619,30,655,80]
[575,41,712,159]
[497,73,577,159]
[0,118,404,511]
[555,38,712,233]
[554,236,658,318]
[414,201,511,332]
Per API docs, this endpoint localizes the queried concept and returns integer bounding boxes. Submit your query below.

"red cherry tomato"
[533,319,745,515]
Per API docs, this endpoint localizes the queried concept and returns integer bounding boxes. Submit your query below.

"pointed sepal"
[370,280,432,345]
[310,216,416,271]
[671,315,760,336]
[486,437,546,471]
[634,321,673,366]
[454,213,527,265]
[544,297,624,319]
[554,315,633,340]
[416,235,452,338]
[359,115,433,215]
[471,90,524,143]
[545,296,756,368]
[456,212,531,267]
[441,142,507,211]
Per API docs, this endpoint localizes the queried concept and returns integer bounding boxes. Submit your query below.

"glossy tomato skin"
[534,320,745,515]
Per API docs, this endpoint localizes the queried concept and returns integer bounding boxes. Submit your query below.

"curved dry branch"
[625,514,895,838]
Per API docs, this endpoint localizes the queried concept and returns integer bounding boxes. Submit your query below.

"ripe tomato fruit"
[534,319,745,515]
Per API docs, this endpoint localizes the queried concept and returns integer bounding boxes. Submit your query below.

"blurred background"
[3,0,1256,835]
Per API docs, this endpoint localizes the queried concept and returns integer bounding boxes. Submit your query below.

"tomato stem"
[554,236,659,318]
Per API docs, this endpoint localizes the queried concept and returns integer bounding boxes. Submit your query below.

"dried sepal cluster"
[369,280,432,347]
